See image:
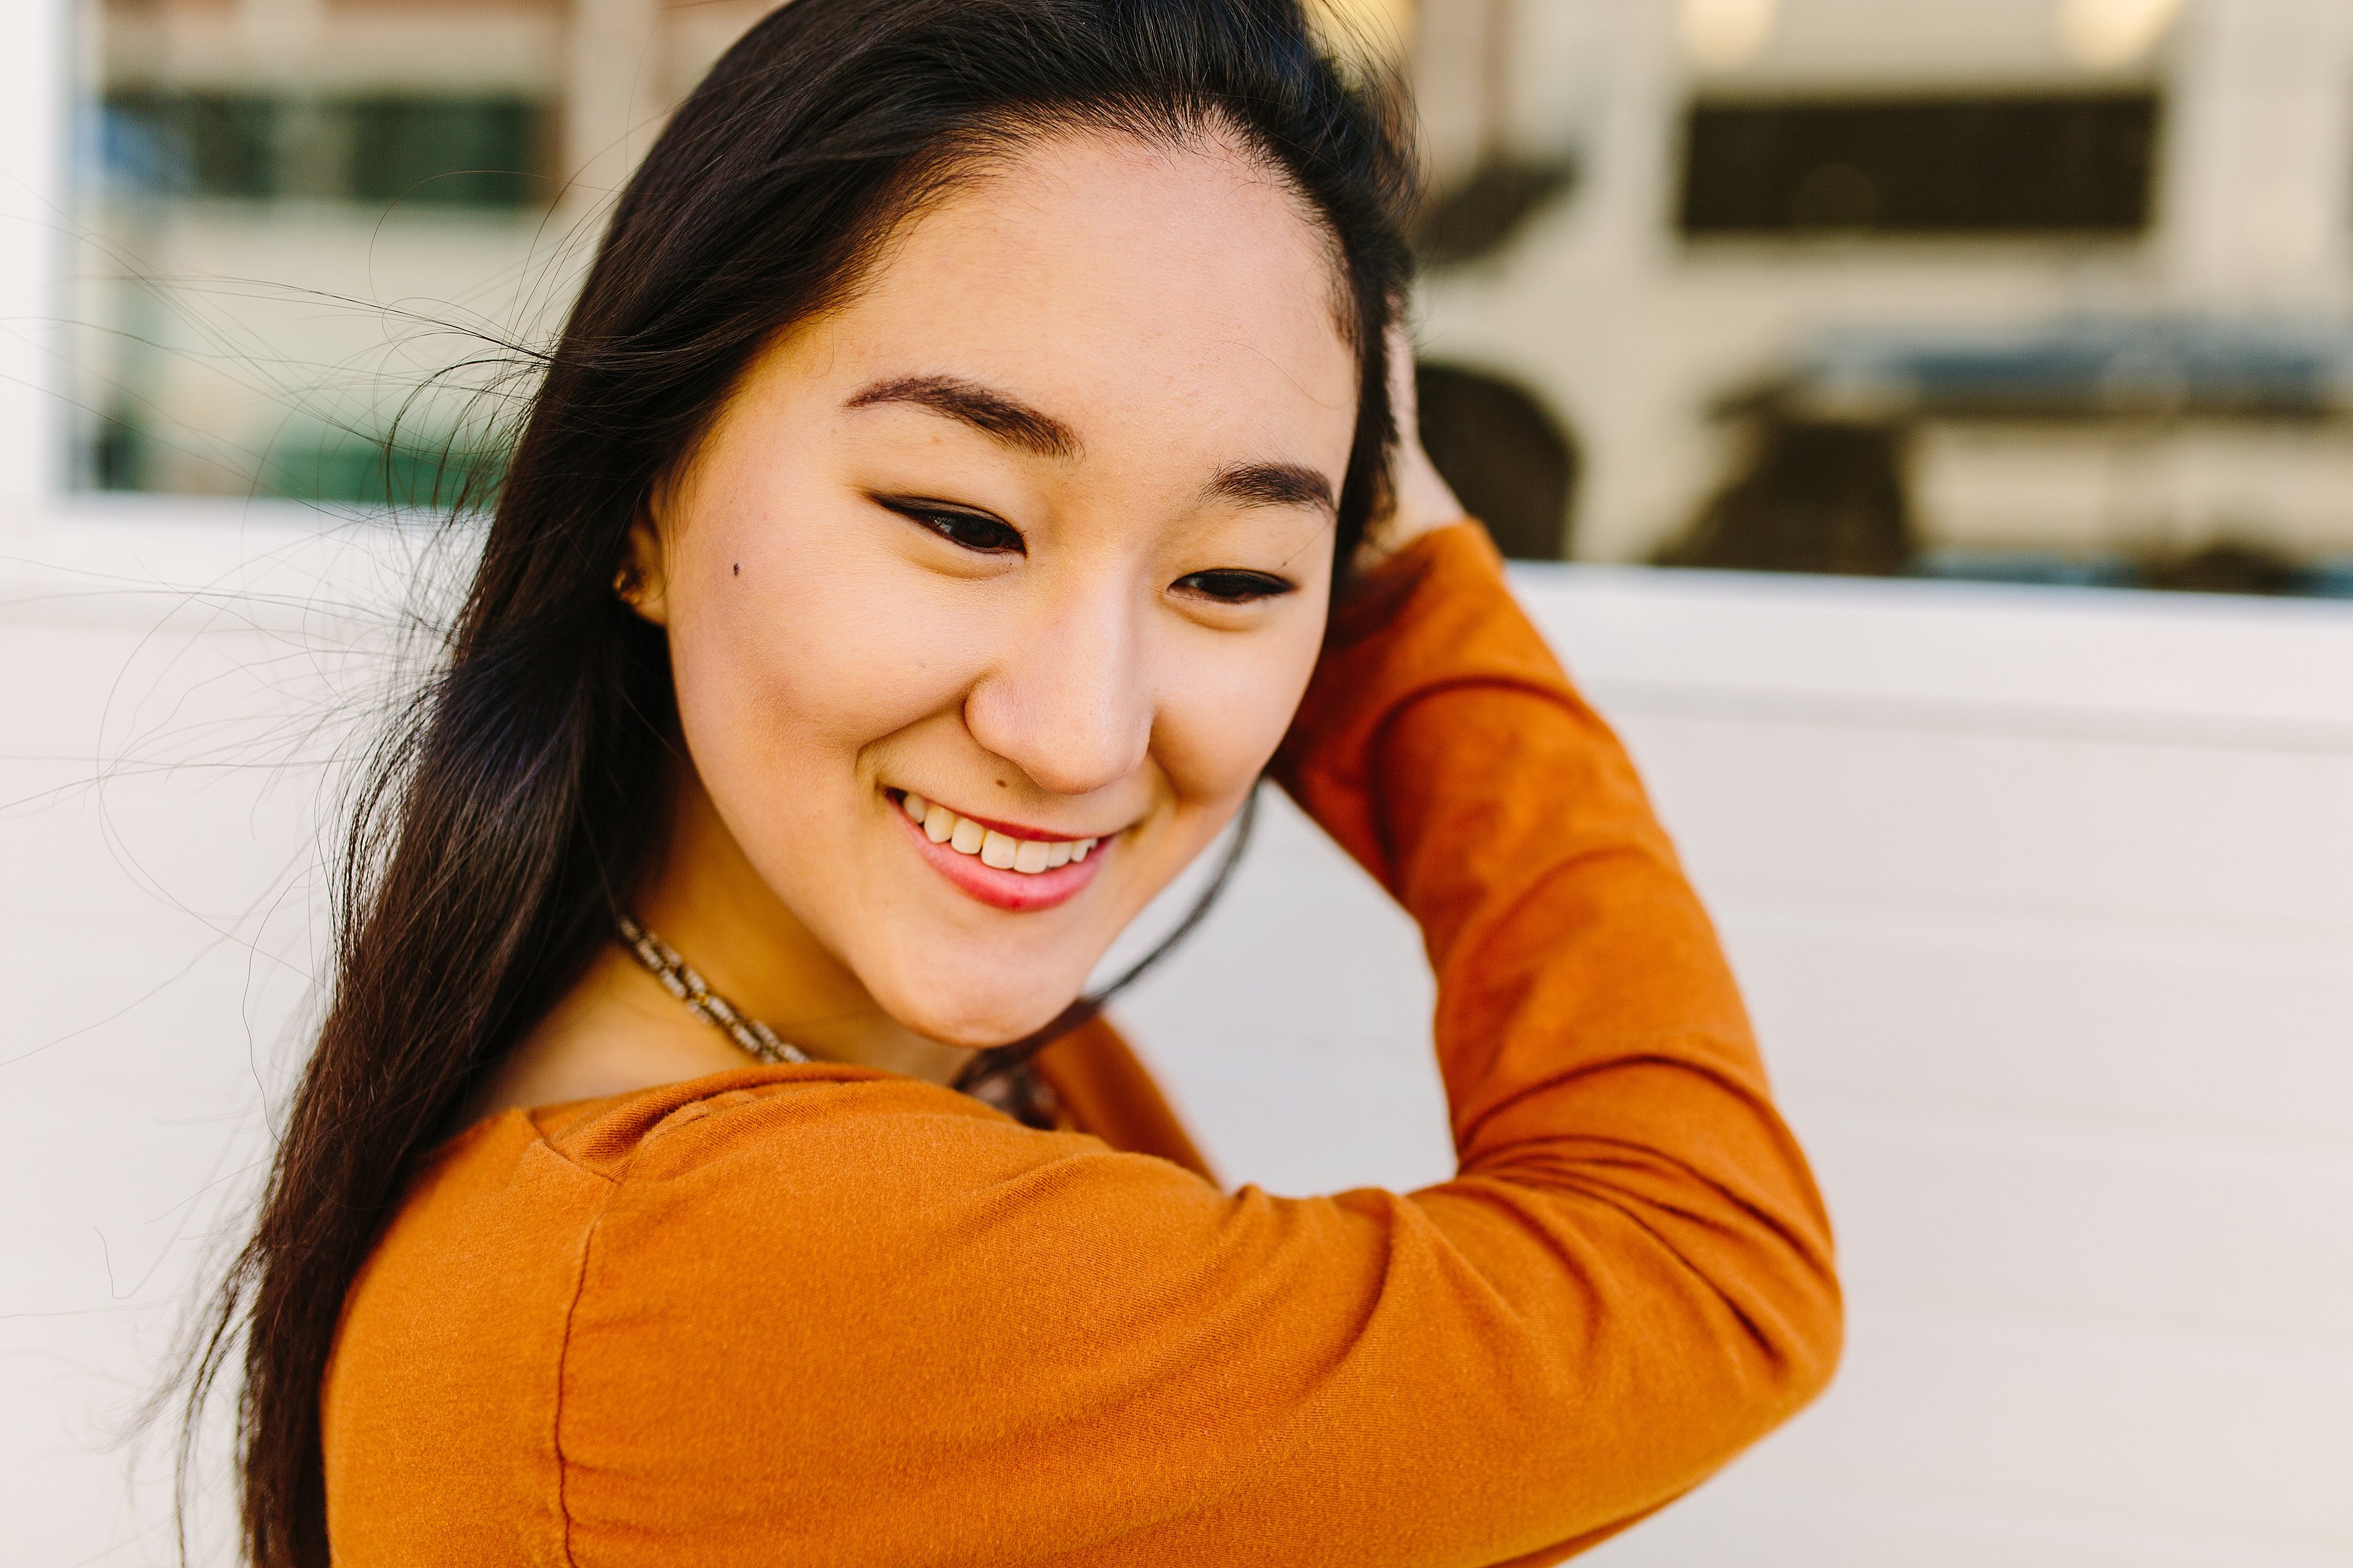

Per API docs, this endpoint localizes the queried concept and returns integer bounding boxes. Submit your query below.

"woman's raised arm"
[385,523,1848,1568]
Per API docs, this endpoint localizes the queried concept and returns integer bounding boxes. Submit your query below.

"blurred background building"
[1411,0,2353,595]
[73,0,2353,600]
[75,0,773,501]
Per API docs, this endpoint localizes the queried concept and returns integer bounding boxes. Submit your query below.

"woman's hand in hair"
[1361,320,1468,569]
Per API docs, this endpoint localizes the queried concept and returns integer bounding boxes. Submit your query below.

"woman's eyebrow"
[1205,460,1337,518]
[845,374,1080,460]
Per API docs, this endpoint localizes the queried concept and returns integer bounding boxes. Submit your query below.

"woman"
[192,1,1842,1563]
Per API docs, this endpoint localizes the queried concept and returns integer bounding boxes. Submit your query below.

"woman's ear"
[614,511,672,626]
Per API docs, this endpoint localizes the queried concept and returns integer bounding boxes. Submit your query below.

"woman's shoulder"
[324,1063,1207,1554]
[409,1064,1090,1214]
[367,1061,1211,1295]
[501,1016,1219,1190]
[321,1078,772,1560]
[538,1063,1091,1199]
[352,1046,1221,1323]
[528,1062,981,1173]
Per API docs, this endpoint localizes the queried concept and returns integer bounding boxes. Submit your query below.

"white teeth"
[898,792,1106,876]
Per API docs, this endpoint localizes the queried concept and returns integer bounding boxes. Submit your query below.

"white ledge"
[6,499,2348,749]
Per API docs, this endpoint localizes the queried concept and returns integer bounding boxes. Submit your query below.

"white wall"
[3,507,2348,1565]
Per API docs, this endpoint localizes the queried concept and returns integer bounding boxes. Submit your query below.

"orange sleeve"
[1031,1014,1218,1182]
[520,524,1840,1567]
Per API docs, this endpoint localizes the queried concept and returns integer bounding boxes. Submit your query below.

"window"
[71,0,691,503]
[347,98,547,210]
[99,91,548,209]
[77,83,553,499]
[1679,93,2161,237]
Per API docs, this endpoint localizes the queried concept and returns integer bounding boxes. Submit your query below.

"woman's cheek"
[1154,616,1324,807]
[694,538,982,767]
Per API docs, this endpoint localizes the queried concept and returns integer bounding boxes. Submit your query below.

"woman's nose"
[961,585,1154,798]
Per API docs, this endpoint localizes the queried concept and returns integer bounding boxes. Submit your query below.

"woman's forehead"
[799,132,1361,446]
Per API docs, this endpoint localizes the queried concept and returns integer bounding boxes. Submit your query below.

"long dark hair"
[177,2,1415,1561]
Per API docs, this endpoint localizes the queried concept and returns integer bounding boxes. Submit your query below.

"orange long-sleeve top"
[321,523,1842,1566]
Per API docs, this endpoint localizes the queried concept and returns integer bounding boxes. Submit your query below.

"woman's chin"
[868,968,1086,1054]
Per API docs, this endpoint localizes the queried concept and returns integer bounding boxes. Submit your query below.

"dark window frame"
[96,89,551,211]
[1678,91,2163,239]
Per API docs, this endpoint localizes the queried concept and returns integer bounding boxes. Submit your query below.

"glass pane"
[70,0,772,507]
[1679,93,2160,237]
[1404,0,2353,596]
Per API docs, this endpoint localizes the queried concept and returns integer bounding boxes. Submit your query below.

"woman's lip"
[887,789,1117,847]
[891,798,1111,913]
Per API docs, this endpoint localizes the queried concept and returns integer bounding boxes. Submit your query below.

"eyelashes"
[873,493,1299,603]
[1170,569,1293,604]
[875,497,1027,555]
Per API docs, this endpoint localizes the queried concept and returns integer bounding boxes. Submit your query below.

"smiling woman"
[178,3,1841,1565]
[577,133,1355,1065]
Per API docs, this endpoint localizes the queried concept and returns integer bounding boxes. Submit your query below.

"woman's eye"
[1172,569,1294,604]
[879,498,1026,556]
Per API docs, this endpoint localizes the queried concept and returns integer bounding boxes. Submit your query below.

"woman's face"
[634,131,1359,1048]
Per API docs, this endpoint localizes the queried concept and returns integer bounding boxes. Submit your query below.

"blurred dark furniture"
[1414,362,1579,561]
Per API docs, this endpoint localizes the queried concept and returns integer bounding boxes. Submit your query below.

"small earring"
[612,565,639,602]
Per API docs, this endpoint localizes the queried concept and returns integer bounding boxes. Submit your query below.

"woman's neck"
[631,772,971,1077]
[465,771,972,1124]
